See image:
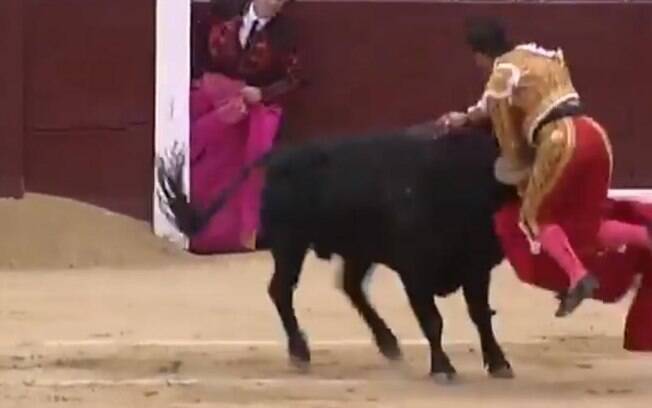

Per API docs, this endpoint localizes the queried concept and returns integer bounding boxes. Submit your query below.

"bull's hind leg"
[268,240,310,370]
[403,283,456,383]
[339,259,402,361]
[462,270,514,379]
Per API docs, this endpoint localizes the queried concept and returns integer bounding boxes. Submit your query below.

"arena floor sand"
[1,195,652,407]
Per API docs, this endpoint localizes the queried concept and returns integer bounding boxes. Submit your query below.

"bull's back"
[314,130,504,223]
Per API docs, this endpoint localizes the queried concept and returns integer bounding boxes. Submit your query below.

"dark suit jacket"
[193,0,303,103]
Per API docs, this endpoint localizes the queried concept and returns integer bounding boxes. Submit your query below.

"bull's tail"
[155,143,273,237]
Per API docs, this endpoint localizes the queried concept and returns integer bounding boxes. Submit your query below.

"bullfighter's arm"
[466,97,488,124]
[260,51,305,103]
[437,63,521,129]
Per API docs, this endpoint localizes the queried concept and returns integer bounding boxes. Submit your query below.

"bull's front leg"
[339,259,402,361]
[268,243,310,371]
[403,283,456,383]
[462,272,514,379]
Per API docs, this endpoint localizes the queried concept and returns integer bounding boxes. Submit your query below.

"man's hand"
[436,111,468,129]
[241,86,263,104]
[466,105,488,124]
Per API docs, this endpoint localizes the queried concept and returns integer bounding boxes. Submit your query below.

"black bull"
[156,126,519,382]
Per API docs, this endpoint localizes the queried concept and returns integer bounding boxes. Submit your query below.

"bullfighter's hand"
[241,86,263,104]
[436,111,468,129]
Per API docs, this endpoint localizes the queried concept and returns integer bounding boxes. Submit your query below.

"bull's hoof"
[289,355,311,373]
[488,364,515,379]
[431,371,458,385]
[378,336,403,361]
[381,346,403,362]
[288,331,311,372]
[430,354,456,384]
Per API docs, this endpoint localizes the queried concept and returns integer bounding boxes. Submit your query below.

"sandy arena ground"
[1,194,652,407]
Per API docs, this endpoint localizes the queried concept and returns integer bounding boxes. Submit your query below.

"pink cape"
[189,73,281,253]
[494,198,652,351]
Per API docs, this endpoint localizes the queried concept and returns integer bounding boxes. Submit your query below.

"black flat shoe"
[555,274,600,317]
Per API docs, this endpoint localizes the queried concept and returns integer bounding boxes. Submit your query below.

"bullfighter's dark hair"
[465,17,512,58]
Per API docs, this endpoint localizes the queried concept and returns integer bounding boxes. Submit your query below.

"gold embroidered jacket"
[468,43,580,167]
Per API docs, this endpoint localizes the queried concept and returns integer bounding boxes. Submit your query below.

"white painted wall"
[609,189,652,203]
[153,0,191,247]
